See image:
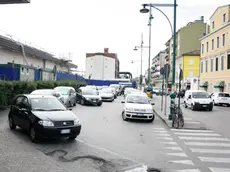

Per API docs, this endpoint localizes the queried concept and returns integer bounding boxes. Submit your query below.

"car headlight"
[74,118,81,125]
[38,120,54,127]
[125,107,134,111]
[99,97,102,100]
[86,97,90,100]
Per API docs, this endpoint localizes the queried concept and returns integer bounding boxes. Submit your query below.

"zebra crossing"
[153,127,230,172]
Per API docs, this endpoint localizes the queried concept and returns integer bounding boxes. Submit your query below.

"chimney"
[104,48,109,53]
[200,16,204,22]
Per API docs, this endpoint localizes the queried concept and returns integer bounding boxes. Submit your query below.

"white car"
[184,90,213,111]
[99,88,114,102]
[124,88,135,98]
[121,94,155,122]
[211,92,230,106]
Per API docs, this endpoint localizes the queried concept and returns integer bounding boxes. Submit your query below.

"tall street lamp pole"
[147,7,153,87]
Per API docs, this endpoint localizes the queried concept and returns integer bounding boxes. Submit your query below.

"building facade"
[85,48,119,80]
[165,16,208,84]
[200,5,230,94]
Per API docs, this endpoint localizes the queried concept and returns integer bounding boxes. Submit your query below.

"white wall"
[85,55,115,80]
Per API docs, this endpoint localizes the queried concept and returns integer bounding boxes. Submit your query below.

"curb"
[153,109,172,128]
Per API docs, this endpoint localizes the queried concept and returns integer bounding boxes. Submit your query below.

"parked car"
[108,87,117,99]
[109,84,120,95]
[54,86,76,107]
[152,87,161,94]
[124,88,135,99]
[119,85,133,95]
[211,92,230,106]
[76,87,102,106]
[99,88,114,102]
[184,90,213,111]
[30,89,64,104]
[121,94,155,122]
[8,94,81,142]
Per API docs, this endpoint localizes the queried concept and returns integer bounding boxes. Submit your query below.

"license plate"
[137,114,143,116]
[202,105,207,107]
[93,100,97,102]
[60,129,70,134]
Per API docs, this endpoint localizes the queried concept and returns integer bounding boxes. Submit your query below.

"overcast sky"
[0,0,229,77]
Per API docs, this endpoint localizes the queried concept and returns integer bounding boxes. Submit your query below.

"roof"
[86,52,117,59]
[210,4,230,19]
[19,94,56,99]
[182,50,200,56]
[0,35,78,68]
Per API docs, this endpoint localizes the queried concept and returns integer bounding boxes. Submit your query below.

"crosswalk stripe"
[174,169,201,172]
[199,157,230,163]
[209,167,230,172]
[184,121,201,124]
[178,137,229,141]
[190,148,230,154]
[154,134,170,137]
[174,132,221,136]
[184,118,193,121]
[153,130,168,133]
[171,129,213,133]
[166,152,187,157]
[165,147,182,151]
[124,165,148,172]
[169,160,194,165]
[154,128,166,130]
[184,142,230,147]
[157,137,173,140]
[161,142,178,145]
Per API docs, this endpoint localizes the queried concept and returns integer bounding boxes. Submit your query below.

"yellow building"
[200,4,230,93]
[176,50,200,90]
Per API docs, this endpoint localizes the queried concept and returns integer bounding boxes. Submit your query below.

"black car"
[76,87,102,106]
[8,94,81,143]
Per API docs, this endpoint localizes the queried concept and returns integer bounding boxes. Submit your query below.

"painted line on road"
[190,148,230,154]
[161,142,178,145]
[209,167,230,172]
[184,118,193,121]
[184,121,201,124]
[153,128,166,130]
[174,169,201,172]
[124,165,148,172]
[184,142,230,147]
[157,137,173,140]
[199,157,230,163]
[169,160,194,165]
[166,152,187,157]
[178,137,229,141]
[154,133,171,137]
[153,130,168,133]
[164,147,182,151]
[174,132,221,136]
[171,129,213,133]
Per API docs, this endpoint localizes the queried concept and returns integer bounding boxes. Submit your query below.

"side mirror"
[188,95,191,99]
[121,101,125,104]
[68,108,72,111]
[151,102,155,105]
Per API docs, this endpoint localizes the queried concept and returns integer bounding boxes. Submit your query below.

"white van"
[184,90,213,111]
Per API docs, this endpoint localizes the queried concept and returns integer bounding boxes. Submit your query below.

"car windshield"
[100,89,112,93]
[192,92,209,99]
[219,93,230,97]
[126,95,150,104]
[31,90,53,95]
[82,89,97,95]
[31,97,66,111]
[54,87,69,95]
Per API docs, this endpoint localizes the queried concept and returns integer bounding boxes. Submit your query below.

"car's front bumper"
[194,102,213,109]
[125,111,154,120]
[101,97,114,102]
[36,125,81,139]
[85,99,102,105]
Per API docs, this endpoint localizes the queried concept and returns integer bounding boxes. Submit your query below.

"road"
[1,96,230,172]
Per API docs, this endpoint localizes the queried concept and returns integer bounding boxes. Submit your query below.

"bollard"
[169,92,176,121]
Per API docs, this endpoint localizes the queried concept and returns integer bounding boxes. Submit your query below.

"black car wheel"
[68,135,77,141]
[81,99,85,105]
[97,102,102,106]
[73,102,76,106]
[122,111,127,121]
[9,116,16,130]
[29,126,39,143]
[191,104,196,111]
[184,102,188,108]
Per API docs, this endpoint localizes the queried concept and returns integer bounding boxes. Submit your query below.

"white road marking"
[184,121,201,124]
[209,168,230,172]
[174,132,221,136]
[154,133,171,137]
[183,118,193,121]
[154,128,166,130]
[178,137,229,141]
[171,129,213,133]
[174,169,201,172]
[190,148,230,154]
[153,130,168,133]
[157,137,173,140]
[161,142,178,145]
[169,160,194,165]
[165,147,182,151]
[125,165,148,172]
[199,157,230,163]
[166,152,187,157]
[184,142,230,147]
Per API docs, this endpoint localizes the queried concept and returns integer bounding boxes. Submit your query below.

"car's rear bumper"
[125,112,154,120]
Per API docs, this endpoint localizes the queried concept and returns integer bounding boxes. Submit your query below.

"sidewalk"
[152,95,208,130]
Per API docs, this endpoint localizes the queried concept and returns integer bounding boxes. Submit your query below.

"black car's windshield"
[192,92,209,99]
[54,87,69,95]
[82,89,97,95]
[31,90,53,95]
[31,98,66,111]
[127,95,149,104]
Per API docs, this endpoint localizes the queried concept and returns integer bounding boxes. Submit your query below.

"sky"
[0,0,229,77]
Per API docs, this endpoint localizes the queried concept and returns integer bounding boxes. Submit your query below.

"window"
[216,56,219,71]
[21,67,24,74]
[189,58,194,65]
[206,42,209,52]
[209,83,213,94]
[223,34,225,47]
[217,37,219,48]
[201,61,203,73]
[201,44,204,54]
[212,39,214,50]
[205,60,208,72]
[227,54,230,69]
[189,70,194,77]
[211,58,213,72]
[15,96,24,105]
[221,55,224,71]
[26,68,29,75]
[212,21,215,29]
[223,13,226,23]
[22,98,30,109]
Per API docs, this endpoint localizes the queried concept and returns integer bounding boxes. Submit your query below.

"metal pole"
[161,74,164,111]
[148,6,152,87]
[140,33,143,90]
[165,66,168,116]
[171,0,177,91]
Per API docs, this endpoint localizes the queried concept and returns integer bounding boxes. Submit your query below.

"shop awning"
[200,81,208,87]
[214,81,225,88]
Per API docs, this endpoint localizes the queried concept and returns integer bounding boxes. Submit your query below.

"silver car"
[54,86,77,107]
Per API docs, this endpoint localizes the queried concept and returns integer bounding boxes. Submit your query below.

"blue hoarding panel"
[0,66,20,80]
